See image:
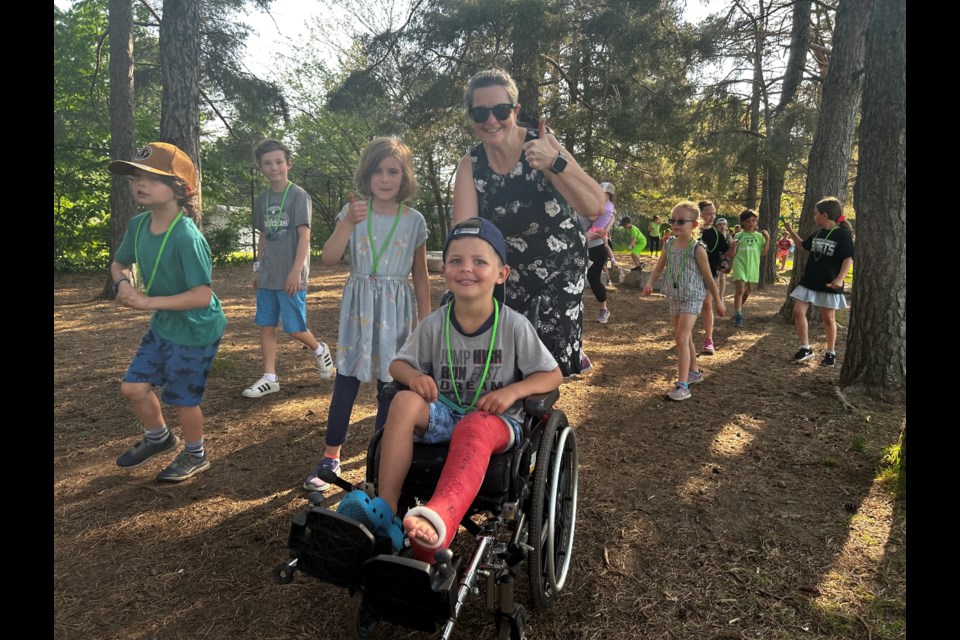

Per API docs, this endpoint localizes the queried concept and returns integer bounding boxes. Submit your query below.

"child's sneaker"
[702,339,715,355]
[732,311,744,327]
[242,376,280,398]
[304,457,341,491]
[597,308,611,324]
[792,347,815,363]
[116,432,180,469]
[820,352,837,367]
[156,450,210,482]
[687,370,704,385]
[580,353,593,373]
[316,342,334,380]
[666,382,691,401]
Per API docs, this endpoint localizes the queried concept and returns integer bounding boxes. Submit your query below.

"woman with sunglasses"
[452,68,605,377]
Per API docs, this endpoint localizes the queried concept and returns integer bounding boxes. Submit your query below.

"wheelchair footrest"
[287,508,391,587]
[361,554,457,632]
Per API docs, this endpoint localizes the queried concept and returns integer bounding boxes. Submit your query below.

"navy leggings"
[325,372,391,447]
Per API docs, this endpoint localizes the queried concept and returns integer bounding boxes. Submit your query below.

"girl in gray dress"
[304,137,432,491]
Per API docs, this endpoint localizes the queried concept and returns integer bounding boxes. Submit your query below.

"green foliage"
[878,429,905,498]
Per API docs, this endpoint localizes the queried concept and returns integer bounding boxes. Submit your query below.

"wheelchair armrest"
[523,389,559,417]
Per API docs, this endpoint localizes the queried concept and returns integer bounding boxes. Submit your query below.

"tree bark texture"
[511,0,545,125]
[841,0,906,399]
[104,0,137,298]
[780,0,871,320]
[160,0,202,226]
[757,0,811,288]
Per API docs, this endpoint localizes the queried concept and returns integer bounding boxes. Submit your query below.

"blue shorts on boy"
[124,330,221,406]
[417,400,522,447]
[254,288,308,332]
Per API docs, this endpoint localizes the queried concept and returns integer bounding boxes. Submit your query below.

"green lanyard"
[366,201,403,278]
[443,300,500,414]
[705,227,720,253]
[812,227,837,261]
[667,238,696,289]
[134,210,183,295]
[267,182,293,237]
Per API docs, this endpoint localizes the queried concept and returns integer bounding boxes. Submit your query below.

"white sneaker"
[315,342,334,380]
[242,376,280,398]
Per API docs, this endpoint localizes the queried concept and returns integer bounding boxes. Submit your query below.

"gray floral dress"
[470,129,587,376]
[335,204,428,382]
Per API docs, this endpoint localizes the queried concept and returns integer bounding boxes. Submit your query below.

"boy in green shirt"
[621,216,647,268]
[109,142,228,482]
[728,209,770,327]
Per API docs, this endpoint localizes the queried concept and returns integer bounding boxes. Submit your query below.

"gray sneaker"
[316,342,335,380]
[117,433,180,469]
[687,370,704,385]
[666,383,692,401]
[156,450,210,482]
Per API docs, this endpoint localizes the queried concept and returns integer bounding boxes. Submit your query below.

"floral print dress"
[470,128,587,376]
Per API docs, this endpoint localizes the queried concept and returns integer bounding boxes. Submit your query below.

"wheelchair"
[273,385,579,639]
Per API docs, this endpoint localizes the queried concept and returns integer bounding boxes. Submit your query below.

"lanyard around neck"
[443,299,500,414]
[366,200,403,276]
[135,210,184,295]
[667,238,696,289]
[267,182,293,236]
[812,226,838,261]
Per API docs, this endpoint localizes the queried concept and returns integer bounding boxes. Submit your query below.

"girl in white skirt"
[783,196,855,367]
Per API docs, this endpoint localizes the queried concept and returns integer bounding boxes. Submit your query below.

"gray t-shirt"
[394,302,558,423]
[253,182,312,290]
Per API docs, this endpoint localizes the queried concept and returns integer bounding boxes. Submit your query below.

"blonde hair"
[354,137,418,202]
[672,200,700,221]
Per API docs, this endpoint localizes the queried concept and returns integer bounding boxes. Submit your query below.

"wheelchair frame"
[273,389,578,639]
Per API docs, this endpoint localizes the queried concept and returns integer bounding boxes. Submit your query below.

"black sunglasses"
[468,103,516,123]
[668,218,694,225]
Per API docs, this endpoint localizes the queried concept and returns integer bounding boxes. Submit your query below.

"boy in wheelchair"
[336,217,562,561]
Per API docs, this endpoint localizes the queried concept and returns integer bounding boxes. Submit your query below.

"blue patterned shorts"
[123,330,221,406]
[415,401,521,448]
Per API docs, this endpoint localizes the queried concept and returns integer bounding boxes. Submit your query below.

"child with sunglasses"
[302,137,431,492]
[643,201,725,401]
[335,218,562,558]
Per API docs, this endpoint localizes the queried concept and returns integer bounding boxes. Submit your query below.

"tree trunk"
[511,0,544,125]
[160,0,202,226]
[779,0,871,320]
[425,153,450,241]
[840,0,906,400]
[757,0,812,288]
[104,0,137,299]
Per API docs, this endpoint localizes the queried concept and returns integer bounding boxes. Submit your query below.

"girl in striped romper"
[643,201,726,401]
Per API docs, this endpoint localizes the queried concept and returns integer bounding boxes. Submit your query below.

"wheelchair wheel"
[527,410,578,611]
[347,590,380,640]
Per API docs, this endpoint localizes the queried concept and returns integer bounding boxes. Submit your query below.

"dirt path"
[54,263,905,639]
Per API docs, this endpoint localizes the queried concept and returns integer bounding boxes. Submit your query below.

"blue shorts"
[254,288,308,333]
[123,330,221,406]
[415,401,522,448]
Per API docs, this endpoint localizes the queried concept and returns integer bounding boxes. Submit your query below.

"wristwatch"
[549,151,568,175]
